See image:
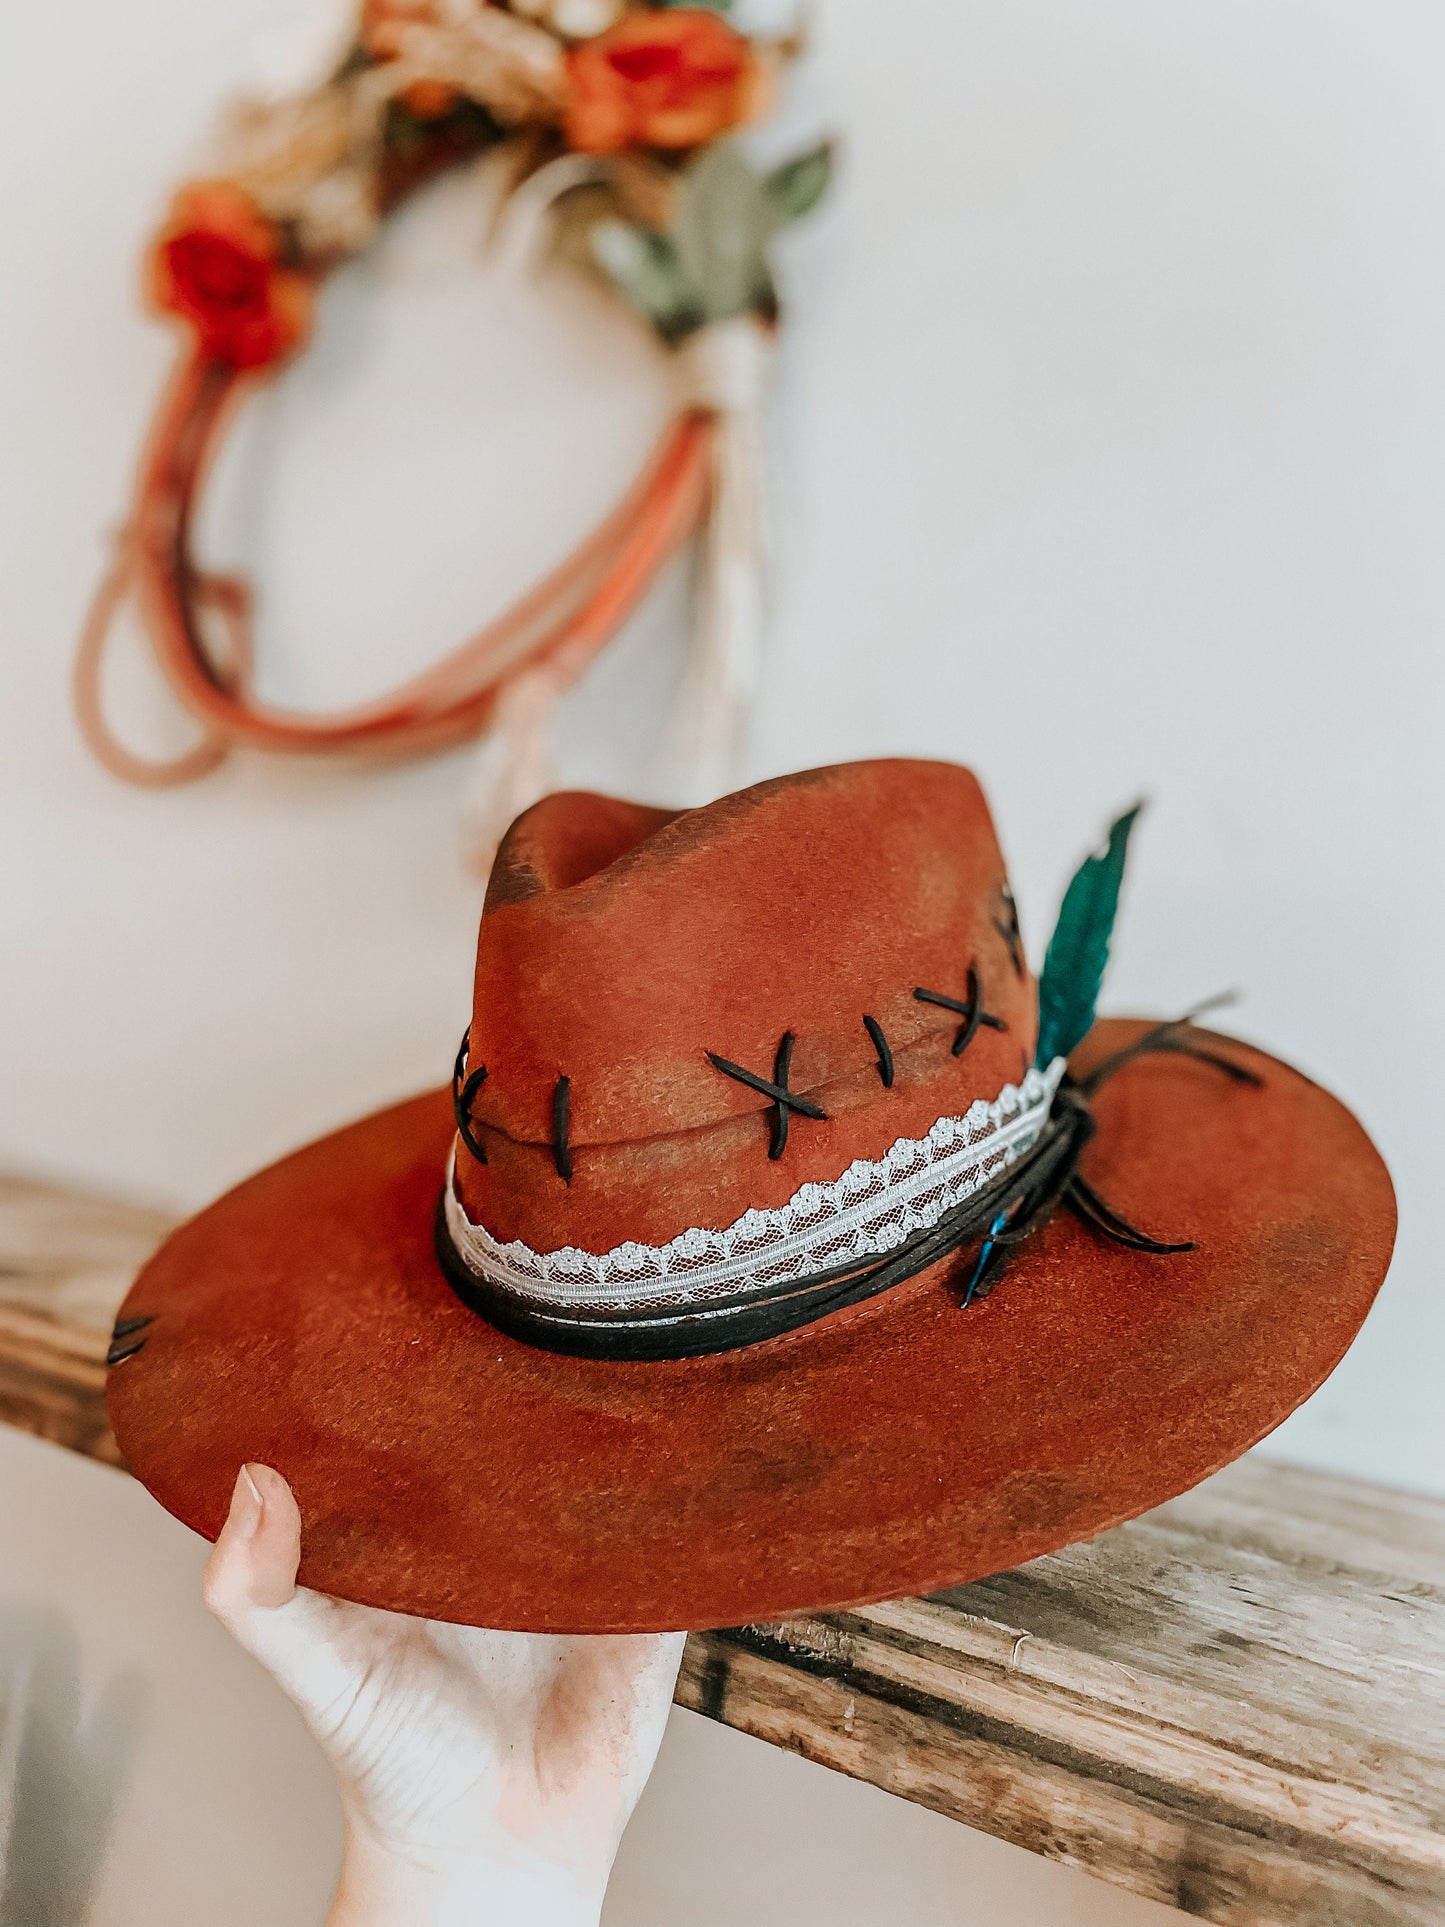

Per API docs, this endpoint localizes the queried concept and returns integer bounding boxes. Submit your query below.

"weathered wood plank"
[3,1171,1442,1926]
[0,1174,167,1463]
[674,1636,1441,1927]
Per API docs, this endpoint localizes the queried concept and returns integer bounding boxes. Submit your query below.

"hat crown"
[457,760,1037,1258]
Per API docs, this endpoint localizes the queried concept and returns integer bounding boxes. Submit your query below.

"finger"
[202,1464,362,1725]
[620,1630,687,1743]
[638,1630,688,1690]
[569,1630,686,1710]
[610,1632,687,1812]
[540,1631,685,1806]
[202,1463,301,1622]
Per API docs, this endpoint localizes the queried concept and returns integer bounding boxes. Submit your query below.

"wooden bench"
[2,1172,1441,1925]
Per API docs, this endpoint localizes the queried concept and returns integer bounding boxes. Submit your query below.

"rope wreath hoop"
[77,0,830,857]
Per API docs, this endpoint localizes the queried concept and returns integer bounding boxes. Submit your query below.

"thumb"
[202,1464,361,1724]
[204,1463,301,1615]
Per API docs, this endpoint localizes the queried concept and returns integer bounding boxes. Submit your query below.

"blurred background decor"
[74,0,830,868]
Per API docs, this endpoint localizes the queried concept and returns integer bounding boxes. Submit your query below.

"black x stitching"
[441,1016,1256,1359]
[454,923,1019,1180]
[107,1312,153,1367]
[452,1026,489,1165]
[707,1031,828,1160]
[862,1015,894,1088]
[993,886,1025,979]
[913,965,1008,1057]
[552,1075,573,1184]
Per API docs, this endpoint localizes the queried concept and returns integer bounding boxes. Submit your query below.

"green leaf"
[672,143,777,322]
[582,139,831,339]
[589,221,693,332]
[1035,804,1142,1067]
[765,142,833,224]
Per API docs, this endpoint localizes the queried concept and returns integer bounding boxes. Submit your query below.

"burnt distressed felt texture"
[2,1169,1433,1922]
[107,1026,1393,1631]
[106,761,1395,1631]
[452,762,1037,1257]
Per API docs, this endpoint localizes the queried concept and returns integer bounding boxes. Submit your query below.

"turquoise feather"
[1035,804,1142,1068]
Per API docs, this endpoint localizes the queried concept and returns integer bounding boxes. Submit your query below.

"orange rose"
[148,182,312,370]
[564,8,768,155]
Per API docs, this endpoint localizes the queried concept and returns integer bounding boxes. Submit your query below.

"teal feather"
[1035,804,1142,1067]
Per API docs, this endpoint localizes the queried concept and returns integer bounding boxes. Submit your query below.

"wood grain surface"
[2,1172,1441,1925]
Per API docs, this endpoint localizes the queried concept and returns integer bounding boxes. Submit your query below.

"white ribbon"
[443,1060,1066,1319]
[668,315,773,806]
[492,151,610,273]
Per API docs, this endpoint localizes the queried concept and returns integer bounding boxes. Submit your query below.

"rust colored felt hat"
[108,760,1396,1632]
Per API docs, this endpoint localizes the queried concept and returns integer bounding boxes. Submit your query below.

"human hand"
[203,1464,684,1927]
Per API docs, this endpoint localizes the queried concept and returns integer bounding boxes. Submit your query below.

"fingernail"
[233,1463,265,1539]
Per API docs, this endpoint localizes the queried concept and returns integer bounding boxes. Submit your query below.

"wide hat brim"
[108,1020,1395,1633]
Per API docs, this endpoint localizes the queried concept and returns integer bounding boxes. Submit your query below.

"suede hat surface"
[107,760,1396,1632]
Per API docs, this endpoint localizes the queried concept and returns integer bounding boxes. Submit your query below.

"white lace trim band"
[442,1058,1066,1318]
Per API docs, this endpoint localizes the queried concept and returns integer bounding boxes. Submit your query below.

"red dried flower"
[148,182,312,370]
[565,8,769,155]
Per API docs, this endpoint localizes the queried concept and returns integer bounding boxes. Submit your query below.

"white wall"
[2,0,1442,1918]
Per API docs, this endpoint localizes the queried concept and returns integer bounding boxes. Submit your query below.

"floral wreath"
[76,0,830,861]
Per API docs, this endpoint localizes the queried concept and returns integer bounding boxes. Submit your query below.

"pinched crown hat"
[108,760,1395,1632]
